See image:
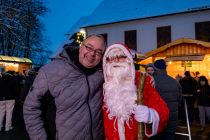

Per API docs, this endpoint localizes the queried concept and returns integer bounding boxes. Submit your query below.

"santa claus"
[103,43,169,140]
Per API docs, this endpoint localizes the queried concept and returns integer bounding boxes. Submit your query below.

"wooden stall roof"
[0,55,32,63]
[146,38,210,58]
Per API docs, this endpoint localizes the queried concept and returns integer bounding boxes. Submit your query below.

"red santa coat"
[103,71,169,140]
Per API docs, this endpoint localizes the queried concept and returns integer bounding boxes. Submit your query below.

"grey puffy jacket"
[23,48,105,140]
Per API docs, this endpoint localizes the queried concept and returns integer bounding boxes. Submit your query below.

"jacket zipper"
[86,76,94,140]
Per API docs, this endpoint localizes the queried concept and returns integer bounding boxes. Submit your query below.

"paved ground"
[0,102,210,140]
[175,120,210,140]
[0,102,30,140]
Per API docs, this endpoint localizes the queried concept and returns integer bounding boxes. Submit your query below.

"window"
[195,21,210,42]
[124,30,137,50]
[157,26,171,48]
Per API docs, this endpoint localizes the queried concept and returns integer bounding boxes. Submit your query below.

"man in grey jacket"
[23,34,106,140]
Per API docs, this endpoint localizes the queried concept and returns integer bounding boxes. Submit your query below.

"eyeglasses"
[83,44,104,56]
[106,56,127,62]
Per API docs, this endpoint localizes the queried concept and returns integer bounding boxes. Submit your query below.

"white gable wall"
[86,10,210,54]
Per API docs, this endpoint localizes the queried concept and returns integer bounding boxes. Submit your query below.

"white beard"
[103,62,137,124]
[105,61,133,83]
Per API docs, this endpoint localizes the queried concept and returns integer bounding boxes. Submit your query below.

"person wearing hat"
[151,59,182,140]
[103,44,169,140]
[146,63,155,76]
[145,63,156,87]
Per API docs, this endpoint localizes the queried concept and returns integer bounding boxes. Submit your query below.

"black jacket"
[180,76,197,95]
[0,73,18,101]
[154,70,182,133]
[196,86,210,106]
[20,75,36,102]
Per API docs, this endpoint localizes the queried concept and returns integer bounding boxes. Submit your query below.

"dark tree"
[0,0,51,66]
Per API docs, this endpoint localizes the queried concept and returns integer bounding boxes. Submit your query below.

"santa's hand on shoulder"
[133,104,153,124]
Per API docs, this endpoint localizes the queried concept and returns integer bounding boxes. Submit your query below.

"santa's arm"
[133,104,160,137]
[142,76,169,136]
[145,108,160,137]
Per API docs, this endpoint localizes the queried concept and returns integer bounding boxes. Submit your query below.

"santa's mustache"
[105,62,132,82]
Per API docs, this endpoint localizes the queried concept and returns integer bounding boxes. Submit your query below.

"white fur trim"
[103,43,135,82]
[118,118,125,140]
[145,108,160,137]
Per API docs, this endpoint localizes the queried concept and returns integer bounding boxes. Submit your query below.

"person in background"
[194,71,200,82]
[20,68,37,103]
[145,63,156,87]
[196,76,210,131]
[151,59,182,140]
[13,71,25,100]
[179,71,197,123]
[175,74,182,82]
[23,34,106,140]
[193,71,201,121]
[0,72,19,131]
[146,63,155,76]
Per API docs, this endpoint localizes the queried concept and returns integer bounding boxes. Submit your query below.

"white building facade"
[84,10,210,54]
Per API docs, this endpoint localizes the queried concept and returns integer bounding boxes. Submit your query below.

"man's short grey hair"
[85,34,107,47]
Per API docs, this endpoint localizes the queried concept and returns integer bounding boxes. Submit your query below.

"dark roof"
[82,0,210,27]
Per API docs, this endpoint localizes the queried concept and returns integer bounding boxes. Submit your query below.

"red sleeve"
[135,72,169,134]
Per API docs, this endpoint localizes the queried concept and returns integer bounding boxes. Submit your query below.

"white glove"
[133,104,152,124]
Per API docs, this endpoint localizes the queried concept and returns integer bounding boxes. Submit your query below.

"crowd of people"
[145,62,210,133]
[0,34,210,140]
[178,71,210,131]
[0,69,37,133]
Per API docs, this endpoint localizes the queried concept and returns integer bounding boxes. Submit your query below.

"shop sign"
[181,61,192,67]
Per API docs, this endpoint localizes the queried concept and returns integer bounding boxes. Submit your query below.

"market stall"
[0,55,32,74]
[140,38,210,79]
